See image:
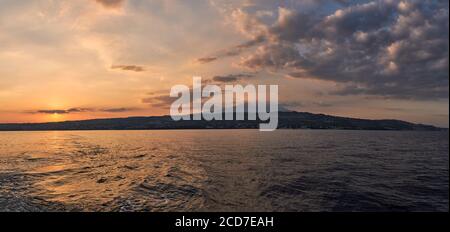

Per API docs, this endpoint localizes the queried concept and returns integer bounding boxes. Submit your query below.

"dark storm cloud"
[111,65,145,72]
[94,0,125,9]
[217,0,450,100]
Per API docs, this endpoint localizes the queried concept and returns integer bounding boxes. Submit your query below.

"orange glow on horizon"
[49,113,64,122]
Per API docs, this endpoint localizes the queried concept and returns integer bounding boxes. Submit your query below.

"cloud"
[280,101,335,110]
[94,0,125,9]
[195,20,267,63]
[66,108,94,113]
[141,72,257,110]
[35,110,72,114]
[196,57,218,64]
[218,0,449,100]
[100,107,138,112]
[111,65,145,72]
[142,95,174,108]
[216,36,266,58]
[143,80,212,109]
[240,42,303,70]
[33,108,94,114]
[212,73,254,83]
[29,107,137,114]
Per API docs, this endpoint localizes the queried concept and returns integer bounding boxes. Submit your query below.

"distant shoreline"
[0,128,448,133]
[0,111,445,132]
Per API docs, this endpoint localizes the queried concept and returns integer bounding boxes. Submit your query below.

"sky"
[0,0,448,127]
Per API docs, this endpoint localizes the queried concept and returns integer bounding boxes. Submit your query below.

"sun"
[49,112,64,121]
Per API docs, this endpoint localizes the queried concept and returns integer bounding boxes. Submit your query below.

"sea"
[0,129,448,212]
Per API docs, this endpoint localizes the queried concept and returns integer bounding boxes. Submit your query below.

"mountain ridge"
[0,111,445,131]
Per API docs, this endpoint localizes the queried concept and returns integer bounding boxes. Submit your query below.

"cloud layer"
[205,0,449,100]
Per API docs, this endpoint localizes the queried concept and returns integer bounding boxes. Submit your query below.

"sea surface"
[0,130,448,212]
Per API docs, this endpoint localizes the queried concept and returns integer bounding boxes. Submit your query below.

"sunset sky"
[0,0,448,126]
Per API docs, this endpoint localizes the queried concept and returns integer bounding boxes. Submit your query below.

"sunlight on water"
[0,130,448,212]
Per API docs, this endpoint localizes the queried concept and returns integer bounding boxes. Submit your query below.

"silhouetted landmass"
[0,111,444,131]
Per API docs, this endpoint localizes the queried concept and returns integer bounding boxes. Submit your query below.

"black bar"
[0,212,448,231]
